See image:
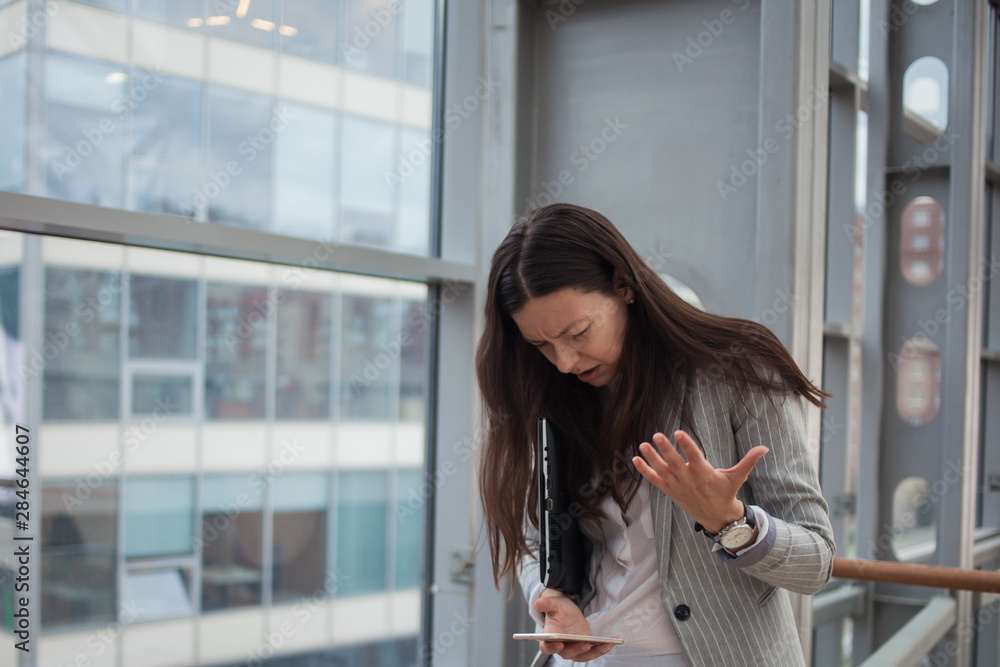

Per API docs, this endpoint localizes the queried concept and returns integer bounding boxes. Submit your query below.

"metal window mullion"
[24,0,47,198]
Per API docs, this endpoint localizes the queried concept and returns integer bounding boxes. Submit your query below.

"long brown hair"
[475,203,828,587]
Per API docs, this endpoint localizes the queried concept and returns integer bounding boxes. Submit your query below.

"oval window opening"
[900,196,945,286]
[903,57,948,141]
[891,476,937,561]
[895,337,941,426]
[659,273,705,311]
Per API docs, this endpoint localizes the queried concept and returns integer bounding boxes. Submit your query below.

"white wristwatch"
[696,501,757,552]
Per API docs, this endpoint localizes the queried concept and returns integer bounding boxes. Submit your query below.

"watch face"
[719,524,754,550]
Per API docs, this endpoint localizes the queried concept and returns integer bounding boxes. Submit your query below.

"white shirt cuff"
[526,581,547,629]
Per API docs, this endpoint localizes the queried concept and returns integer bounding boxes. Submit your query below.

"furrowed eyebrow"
[525,319,585,344]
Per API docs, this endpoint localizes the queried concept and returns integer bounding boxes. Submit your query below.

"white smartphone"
[512,633,625,645]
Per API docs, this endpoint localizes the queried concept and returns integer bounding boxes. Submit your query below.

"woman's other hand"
[632,430,768,533]
[535,589,615,662]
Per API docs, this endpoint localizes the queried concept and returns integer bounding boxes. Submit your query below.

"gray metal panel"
[527,0,763,317]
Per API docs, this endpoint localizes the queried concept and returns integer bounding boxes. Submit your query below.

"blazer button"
[673,604,691,621]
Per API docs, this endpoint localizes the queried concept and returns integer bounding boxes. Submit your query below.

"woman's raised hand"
[535,590,614,662]
[632,430,768,533]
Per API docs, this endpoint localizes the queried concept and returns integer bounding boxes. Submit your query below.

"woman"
[475,204,835,666]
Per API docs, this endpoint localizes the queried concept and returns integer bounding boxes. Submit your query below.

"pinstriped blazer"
[522,368,836,666]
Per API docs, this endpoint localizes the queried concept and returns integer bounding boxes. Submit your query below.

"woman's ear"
[612,269,634,303]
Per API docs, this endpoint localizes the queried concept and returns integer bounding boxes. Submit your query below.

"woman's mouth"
[576,366,599,383]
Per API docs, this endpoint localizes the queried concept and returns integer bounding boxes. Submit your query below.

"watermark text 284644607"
[13,424,32,653]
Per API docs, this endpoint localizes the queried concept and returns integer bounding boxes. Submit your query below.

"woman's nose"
[553,344,579,374]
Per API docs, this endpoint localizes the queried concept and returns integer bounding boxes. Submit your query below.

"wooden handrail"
[833,557,1000,594]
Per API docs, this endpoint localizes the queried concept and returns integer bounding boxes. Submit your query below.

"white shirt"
[526,485,771,666]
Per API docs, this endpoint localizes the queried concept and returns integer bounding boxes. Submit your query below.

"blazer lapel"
[648,369,686,583]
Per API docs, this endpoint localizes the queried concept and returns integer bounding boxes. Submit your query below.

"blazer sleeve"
[718,384,836,595]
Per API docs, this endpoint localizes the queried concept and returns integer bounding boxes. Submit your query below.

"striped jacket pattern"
[520,368,836,666]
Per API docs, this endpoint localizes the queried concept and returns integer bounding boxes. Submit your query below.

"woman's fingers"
[728,445,769,482]
[568,643,616,661]
[539,640,564,655]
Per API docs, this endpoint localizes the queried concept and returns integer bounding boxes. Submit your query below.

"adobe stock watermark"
[413,610,476,666]
[340,1,402,66]
[61,397,180,513]
[349,279,467,392]
[875,0,927,37]
[863,458,966,563]
[845,131,959,243]
[50,67,164,182]
[19,272,128,381]
[672,0,751,72]
[886,255,1000,371]
[245,569,349,666]
[191,106,296,214]
[716,86,828,201]
[544,0,586,30]
[385,77,502,191]
[6,0,63,51]
[524,117,629,210]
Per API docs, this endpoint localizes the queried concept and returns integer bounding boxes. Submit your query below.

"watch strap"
[694,501,754,538]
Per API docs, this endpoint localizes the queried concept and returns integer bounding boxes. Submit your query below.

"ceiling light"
[104,72,128,84]
[186,17,203,27]
[205,15,231,26]
[236,0,251,18]
[251,18,275,31]
[277,25,298,37]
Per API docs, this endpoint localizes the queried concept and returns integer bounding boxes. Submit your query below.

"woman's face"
[510,286,630,387]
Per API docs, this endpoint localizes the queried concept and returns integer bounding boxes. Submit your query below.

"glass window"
[41,481,117,629]
[76,0,128,12]
[123,566,195,621]
[0,53,26,193]
[43,268,122,421]
[272,473,328,603]
[129,73,202,218]
[205,86,273,231]
[398,299,427,421]
[900,197,945,286]
[201,474,265,611]
[131,373,195,416]
[340,296,394,420]
[279,0,340,63]
[0,266,20,338]
[211,0,278,49]
[895,338,942,426]
[394,468,421,589]
[402,0,433,87]
[903,56,949,134]
[336,470,388,596]
[129,275,198,359]
[276,290,332,419]
[136,0,205,29]
[340,116,396,248]
[45,53,127,208]
[274,104,337,242]
[205,283,269,419]
[344,0,399,79]
[123,476,195,559]
[397,128,432,256]
[891,476,936,560]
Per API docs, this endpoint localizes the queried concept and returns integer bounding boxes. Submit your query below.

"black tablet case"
[537,417,585,596]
